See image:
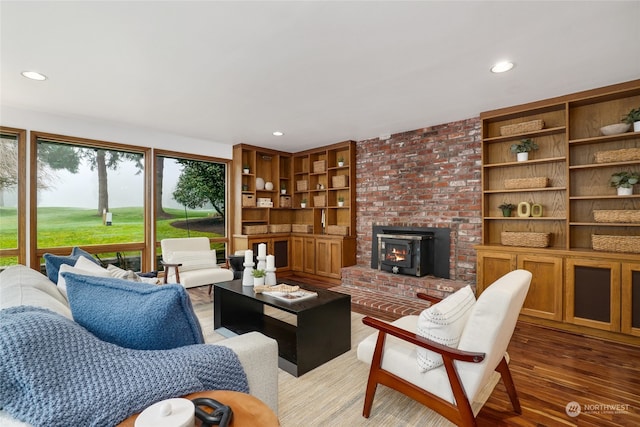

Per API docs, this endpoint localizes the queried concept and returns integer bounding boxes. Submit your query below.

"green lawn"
[0,206,222,254]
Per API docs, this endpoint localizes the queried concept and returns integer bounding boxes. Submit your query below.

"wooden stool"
[118,390,279,427]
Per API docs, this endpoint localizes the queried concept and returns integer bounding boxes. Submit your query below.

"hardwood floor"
[193,279,640,426]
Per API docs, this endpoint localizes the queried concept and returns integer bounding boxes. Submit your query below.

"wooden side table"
[118,390,279,427]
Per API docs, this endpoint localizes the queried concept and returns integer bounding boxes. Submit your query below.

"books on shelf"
[263,289,318,303]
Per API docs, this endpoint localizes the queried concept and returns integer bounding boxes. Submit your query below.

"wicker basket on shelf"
[296,180,308,191]
[504,177,549,190]
[593,210,640,223]
[332,175,348,188]
[499,120,544,136]
[326,225,349,236]
[268,224,291,233]
[313,160,326,173]
[592,235,640,253]
[501,231,550,248]
[594,148,640,164]
[313,195,326,207]
[243,225,268,235]
[291,224,313,233]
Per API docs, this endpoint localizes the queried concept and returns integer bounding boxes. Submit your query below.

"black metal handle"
[192,397,233,427]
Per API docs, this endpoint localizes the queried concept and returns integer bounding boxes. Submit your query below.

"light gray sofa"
[0,265,278,425]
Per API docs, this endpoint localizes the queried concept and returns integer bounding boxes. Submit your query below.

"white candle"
[258,243,267,258]
[266,255,275,269]
[244,249,253,263]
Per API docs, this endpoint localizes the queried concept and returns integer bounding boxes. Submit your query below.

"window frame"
[30,131,152,271]
[153,149,231,266]
[0,127,27,266]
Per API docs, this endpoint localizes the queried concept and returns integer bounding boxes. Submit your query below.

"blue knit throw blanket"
[0,306,249,427]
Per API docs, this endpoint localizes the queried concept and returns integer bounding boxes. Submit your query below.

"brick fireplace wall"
[341,117,482,298]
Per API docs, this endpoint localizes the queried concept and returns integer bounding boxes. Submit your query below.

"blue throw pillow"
[44,254,88,284]
[71,247,101,265]
[63,273,204,350]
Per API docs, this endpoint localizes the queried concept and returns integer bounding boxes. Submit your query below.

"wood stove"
[377,233,433,277]
[371,225,450,279]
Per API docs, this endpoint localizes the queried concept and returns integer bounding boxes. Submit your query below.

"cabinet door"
[315,238,342,279]
[476,251,516,295]
[517,254,563,321]
[303,237,315,274]
[565,258,621,332]
[290,236,304,272]
[621,262,640,337]
[271,236,290,270]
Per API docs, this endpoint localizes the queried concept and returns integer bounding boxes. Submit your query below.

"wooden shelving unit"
[477,79,640,344]
[232,141,356,282]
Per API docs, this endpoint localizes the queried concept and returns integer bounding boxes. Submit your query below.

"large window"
[0,128,26,267]
[32,133,150,271]
[155,151,229,266]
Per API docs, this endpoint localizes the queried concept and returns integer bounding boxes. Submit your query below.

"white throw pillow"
[106,264,141,282]
[167,250,219,273]
[416,285,476,372]
[57,258,111,298]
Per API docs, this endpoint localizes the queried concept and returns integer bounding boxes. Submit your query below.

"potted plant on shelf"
[337,156,345,167]
[280,183,287,194]
[243,164,250,174]
[622,107,640,132]
[338,196,345,207]
[251,269,266,286]
[510,138,538,162]
[300,198,307,208]
[498,202,516,217]
[609,171,640,196]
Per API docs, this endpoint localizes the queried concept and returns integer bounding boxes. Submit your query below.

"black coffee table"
[213,279,351,376]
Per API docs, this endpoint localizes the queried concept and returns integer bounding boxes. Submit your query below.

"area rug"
[193,296,500,427]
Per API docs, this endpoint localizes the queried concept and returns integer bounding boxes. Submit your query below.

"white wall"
[1,105,233,158]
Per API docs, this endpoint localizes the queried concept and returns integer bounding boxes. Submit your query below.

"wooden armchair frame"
[361,293,522,427]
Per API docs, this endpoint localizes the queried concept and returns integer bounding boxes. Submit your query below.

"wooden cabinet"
[477,249,563,321]
[232,234,291,271]
[478,79,640,343]
[232,141,356,281]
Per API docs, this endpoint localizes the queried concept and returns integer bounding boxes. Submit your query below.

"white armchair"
[356,269,532,426]
[160,237,234,290]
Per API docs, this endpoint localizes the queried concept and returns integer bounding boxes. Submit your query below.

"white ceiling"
[1,1,639,152]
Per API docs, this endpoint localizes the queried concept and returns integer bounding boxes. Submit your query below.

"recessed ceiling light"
[490,61,514,73]
[21,71,47,81]
[272,131,284,136]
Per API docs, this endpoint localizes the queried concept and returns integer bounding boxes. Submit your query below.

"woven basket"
[279,195,291,208]
[313,160,326,173]
[594,148,640,164]
[313,195,326,207]
[593,210,640,223]
[500,119,544,136]
[291,224,313,233]
[326,225,349,236]
[269,224,291,233]
[332,175,348,188]
[242,194,255,207]
[592,235,640,253]
[243,224,268,235]
[501,231,550,248]
[296,180,308,191]
[504,177,549,190]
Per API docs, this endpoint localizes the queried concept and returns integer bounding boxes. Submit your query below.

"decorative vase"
[256,177,265,190]
[617,186,633,196]
[634,121,640,132]
[516,152,529,162]
[501,209,512,217]
[253,276,265,287]
[517,202,531,217]
[531,203,543,217]
[265,181,274,191]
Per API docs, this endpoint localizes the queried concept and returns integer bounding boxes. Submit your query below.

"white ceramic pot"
[634,121,640,132]
[617,186,633,196]
[338,201,344,207]
[265,181,274,191]
[281,189,286,194]
[256,177,265,190]
[516,152,529,162]
[253,276,265,287]
[243,168,249,174]
[300,203,307,208]
[338,161,344,167]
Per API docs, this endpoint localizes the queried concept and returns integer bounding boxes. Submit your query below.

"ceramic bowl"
[600,123,631,136]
